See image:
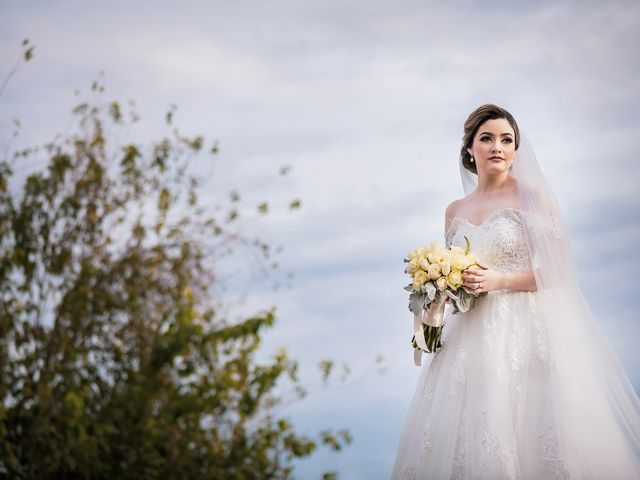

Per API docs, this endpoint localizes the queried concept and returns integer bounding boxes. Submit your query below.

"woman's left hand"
[462,262,504,294]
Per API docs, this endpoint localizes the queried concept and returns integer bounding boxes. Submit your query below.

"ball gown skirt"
[392,208,640,479]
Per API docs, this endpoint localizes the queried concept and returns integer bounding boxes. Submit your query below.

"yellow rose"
[427,250,443,263]
[427,263,442,280]
[426,241,440,253]
[413,270,429,290]
[446,270,463,290]
[456,256,478,270]
[419,258,430,270]
[439,260,451,276]
[450,246,465,256]
[450,254,468,271]
[407,246,426,261]
[407,258,419,275]
[428,242,446,262]
[459,254,479,270]
[435,276,448,291]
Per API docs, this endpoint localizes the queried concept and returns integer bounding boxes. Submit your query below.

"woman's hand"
[462,262,505,294]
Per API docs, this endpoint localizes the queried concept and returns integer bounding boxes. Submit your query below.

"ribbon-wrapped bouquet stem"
[404,236,487,363]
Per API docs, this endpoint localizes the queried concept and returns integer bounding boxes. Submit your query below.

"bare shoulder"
[444,197,466,235]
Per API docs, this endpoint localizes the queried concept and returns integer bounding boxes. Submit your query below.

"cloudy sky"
[2,0,639,478]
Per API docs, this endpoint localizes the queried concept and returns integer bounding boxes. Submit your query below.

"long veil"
[461,133,640,471]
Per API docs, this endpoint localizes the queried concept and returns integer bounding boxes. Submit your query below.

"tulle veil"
[392,132,640,478]
[460,132,640,471]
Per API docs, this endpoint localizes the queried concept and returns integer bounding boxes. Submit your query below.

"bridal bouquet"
[404,236,486,357]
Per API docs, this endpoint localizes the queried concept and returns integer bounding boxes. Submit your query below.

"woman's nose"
[492,140,502,152]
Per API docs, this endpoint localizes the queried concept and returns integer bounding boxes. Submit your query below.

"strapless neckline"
[446,207,523,238]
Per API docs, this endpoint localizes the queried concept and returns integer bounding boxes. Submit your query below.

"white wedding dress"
[392,207,640,479]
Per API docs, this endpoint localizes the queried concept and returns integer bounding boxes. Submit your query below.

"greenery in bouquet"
[403,236,487,353]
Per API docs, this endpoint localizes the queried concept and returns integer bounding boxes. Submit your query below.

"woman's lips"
[489,157,503,162]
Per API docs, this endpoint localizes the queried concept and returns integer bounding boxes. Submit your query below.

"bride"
[392,104,640,479]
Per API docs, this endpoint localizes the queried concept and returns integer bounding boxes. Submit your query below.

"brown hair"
[460,103,520,174]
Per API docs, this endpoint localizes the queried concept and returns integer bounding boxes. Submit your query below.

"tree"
[0,69,351,479]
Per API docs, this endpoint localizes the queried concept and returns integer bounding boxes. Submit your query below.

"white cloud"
[2,1,640,477]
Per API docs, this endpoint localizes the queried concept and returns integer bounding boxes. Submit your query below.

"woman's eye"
[503,138,513,143]
[480,136,490,141]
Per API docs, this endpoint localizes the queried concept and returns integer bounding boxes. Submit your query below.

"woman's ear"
[466,147,473,156]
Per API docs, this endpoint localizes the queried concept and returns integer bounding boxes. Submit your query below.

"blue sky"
[1,0,639,478]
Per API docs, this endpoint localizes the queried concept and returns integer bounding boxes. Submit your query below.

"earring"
[470,155,475,163]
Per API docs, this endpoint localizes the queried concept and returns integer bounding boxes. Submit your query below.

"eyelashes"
[480,136,513,143]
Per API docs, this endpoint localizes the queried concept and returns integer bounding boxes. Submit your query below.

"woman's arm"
[501,270,538,292]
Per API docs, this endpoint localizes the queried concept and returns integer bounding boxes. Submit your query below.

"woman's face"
[466,118,516,175]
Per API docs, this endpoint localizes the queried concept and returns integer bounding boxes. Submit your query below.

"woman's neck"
[475,172,513,195]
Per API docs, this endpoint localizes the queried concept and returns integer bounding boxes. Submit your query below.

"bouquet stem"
[411,325,443,353]
[412,295,446,356]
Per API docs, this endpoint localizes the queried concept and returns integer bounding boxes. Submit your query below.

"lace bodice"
[395,208,640,480]
[445,207,532,274]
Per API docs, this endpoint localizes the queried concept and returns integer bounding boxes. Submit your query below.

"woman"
[392,104,640,479]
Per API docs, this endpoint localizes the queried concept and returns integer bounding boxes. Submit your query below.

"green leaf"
[408,291,426,316]
[422,281,437,302]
